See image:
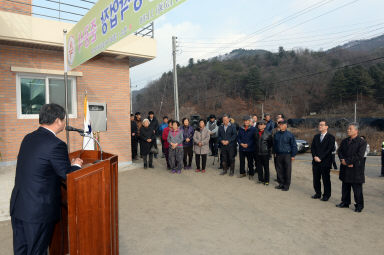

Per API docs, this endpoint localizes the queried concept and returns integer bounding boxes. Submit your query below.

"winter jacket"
[273,130,297,157]
[338,136,367,183]
[135,119,142,137]
[148,117,159,136]
[159,123,168,135]
[207,120,219,138]
[193,127,210,155]
[162,127,171,149]
[265,120,275,133]
[237,126,256,152]
[167,129,184,147]
[182,125,194,147]
[218,123,237,147]
[131,120,138,136]
[139,126,156,155]
[255,129,273,156]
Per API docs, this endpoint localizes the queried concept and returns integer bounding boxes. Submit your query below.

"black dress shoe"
[238,173,246,178]
[354,204,364,212]
[281,188,289,191]
[321,196,330,201]
[149,165,154,168]
[354,207,363,213]
[336,203,349,208]
[311,194,321,199]
[275,185,283,189]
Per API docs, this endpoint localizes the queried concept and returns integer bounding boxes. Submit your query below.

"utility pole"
[63,29,70,152]
[261,103,264,119]
[172,36,179,121]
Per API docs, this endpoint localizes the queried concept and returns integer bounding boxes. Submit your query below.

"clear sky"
[32,0,384,90]
[130,0,384,90]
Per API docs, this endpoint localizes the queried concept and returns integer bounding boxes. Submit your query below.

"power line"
[179,22,384,47]
[178,24,384,53]
[235,0,361,54]
[196,0,337,60]
[179,17,384,41]
[194,0,360,60]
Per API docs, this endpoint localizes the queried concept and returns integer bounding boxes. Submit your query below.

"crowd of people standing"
[131,111,377,213]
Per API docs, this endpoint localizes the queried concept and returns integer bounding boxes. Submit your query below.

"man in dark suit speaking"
[10,103,83,255]
[311,120,335,201]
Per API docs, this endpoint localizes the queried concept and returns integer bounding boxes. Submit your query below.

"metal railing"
[1,0,154,37]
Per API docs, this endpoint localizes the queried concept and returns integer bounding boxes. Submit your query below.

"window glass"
[49,79,73,114]
[20,78,45,114]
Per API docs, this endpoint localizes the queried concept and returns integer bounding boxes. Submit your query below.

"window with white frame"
[16,74,77,119]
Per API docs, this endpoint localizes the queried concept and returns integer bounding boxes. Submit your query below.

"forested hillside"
[133,35,384,119]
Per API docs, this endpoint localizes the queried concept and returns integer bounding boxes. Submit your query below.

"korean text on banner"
[66,0,187,70]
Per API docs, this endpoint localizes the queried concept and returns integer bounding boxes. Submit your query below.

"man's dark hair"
[319,120,328,126]
[130,114,134,117]
[199,119,207,125]
[168,119,173,124]
[39,103,66,125]
[163,116,168,120]
[135,112,141,116]
[148,111,154,115]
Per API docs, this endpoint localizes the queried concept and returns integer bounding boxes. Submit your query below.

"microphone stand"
[80,133,103,162]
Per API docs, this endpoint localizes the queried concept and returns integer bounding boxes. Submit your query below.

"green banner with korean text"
[66,0,187,70]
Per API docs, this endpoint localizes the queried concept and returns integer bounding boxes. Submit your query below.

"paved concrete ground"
[1,154,384,255]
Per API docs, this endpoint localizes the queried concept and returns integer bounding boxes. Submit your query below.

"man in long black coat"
[337,123,367,213]
[148,111,159,158]
[131,114,138,160]
[311,120,335,201]
[10,104,83,254]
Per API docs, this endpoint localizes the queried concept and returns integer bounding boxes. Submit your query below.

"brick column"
[0,0,32,15]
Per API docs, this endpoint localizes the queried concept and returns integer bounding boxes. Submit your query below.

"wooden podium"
[49,150,119,255]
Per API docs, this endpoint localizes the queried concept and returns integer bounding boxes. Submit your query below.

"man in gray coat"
[193,119,210,172]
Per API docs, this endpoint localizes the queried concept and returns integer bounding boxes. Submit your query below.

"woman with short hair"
[193,119,210,173]
[162,119,173,170]
[182,118,194,169]
[168,121,184,174]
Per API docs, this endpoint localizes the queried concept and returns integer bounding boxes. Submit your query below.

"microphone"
[66,126,86,134]
[70,130,104,162]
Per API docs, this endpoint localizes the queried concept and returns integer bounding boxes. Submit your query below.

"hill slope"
[133,34,384,119]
